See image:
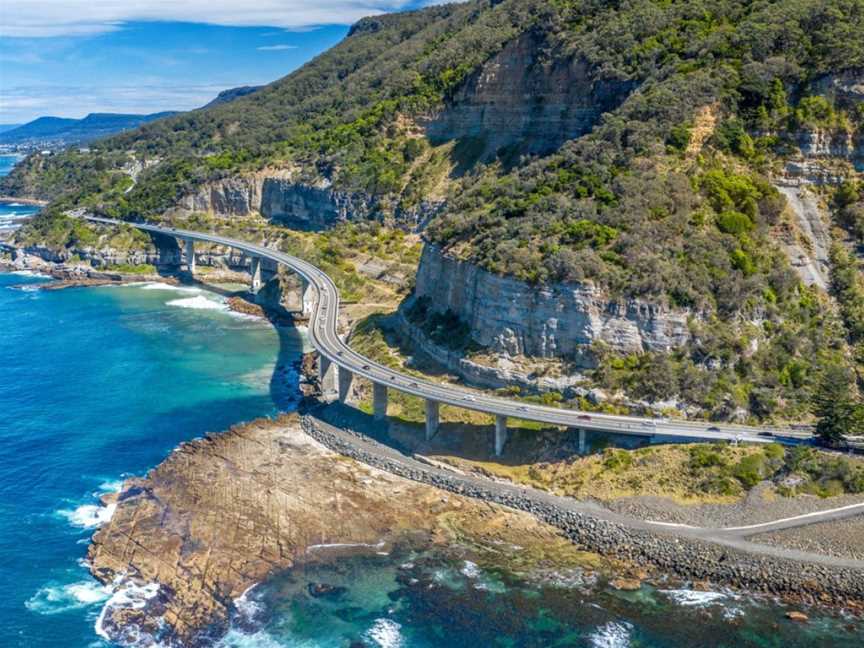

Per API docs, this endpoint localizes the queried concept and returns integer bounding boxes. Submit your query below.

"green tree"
[812,364,862,446]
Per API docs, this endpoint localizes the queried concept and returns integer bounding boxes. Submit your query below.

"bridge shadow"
[147,232,184,281]
[308,401,652,466]
[143,231,308,413]
[179,275,305,413]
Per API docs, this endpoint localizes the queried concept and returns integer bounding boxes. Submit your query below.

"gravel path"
[752,517,864,562]
[606,485,864,528]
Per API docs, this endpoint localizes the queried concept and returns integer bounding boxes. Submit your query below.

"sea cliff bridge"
[87,216,815,455]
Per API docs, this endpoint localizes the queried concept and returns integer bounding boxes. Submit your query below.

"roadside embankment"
[300,413,864,610]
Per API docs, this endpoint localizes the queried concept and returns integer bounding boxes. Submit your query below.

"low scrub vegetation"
[453,441,864,504]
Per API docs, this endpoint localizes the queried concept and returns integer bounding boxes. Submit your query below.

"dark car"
[578,414,592,421]
[707,426,721,432]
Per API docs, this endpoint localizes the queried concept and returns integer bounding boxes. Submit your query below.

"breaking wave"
[26,581,111,615]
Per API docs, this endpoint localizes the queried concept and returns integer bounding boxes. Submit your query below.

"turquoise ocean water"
[0,273,301,647]
[0,155,862,647]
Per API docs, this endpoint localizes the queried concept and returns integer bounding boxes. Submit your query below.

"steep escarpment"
[426,29,636,157]
[409,244,694,359]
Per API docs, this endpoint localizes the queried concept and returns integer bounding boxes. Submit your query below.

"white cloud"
[257,44,298,51]
[1,1,429,38]
[0,83,240,122]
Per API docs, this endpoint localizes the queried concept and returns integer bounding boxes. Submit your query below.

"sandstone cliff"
[409,243,695,359]
[425,30,635,157]
[177,172,441,230]
[785,70,864,176]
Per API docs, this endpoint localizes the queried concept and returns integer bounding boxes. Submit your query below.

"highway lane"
[86,216,814,445]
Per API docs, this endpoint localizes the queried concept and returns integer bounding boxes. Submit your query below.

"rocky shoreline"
[299,414,864,611]
[0,248,293,324]
[87,415,623,647]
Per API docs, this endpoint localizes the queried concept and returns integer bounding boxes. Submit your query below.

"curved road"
[87,216,812,446]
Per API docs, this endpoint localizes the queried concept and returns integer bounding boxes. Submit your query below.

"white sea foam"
[138,282,200,293]
[306,541,386,552]
[58,502,117,529]
[166,295,228,311]
[26,581,111,615]
[364,618,404,648]
[99,479,125,493]
[660,589,728,606]
[589,621,633,648]
[94,580,161,642]
[233,583,263,624]
[216,629,284,648]
[10,269,50,277]
[461,560,481,579]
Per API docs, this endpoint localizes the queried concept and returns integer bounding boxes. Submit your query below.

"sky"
[0,1,440,124]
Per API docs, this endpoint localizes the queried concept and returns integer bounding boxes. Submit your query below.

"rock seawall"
[411,244,695,359]
[301,415,864,606]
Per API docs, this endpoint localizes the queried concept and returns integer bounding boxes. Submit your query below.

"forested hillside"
[6,0,864,424]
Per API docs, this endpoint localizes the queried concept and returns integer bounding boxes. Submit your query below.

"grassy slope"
[440,442,864,504]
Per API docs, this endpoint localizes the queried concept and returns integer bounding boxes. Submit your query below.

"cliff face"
[792,70,864,167]
[178,175,263,216]
[177,174,440,229]
[795,128,864,162]
[426,30,635,156]
[411,244,694,359]
[260,178,376,229]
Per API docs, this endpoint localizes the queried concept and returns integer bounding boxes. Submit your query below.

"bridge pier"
[494,415,508,457]
[250,257,262,294]
[185,239,195,274]
[338,367,353,403]
[425,400,439,441]
[301,278,313,317]
[578,428,587,454]
[373,383,388,421]
[318,355,337,399]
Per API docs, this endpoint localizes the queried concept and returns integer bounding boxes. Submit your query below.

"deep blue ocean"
[1,155,862,647]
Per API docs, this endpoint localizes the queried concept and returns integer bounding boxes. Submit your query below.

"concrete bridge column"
[425,400,440,441]
[578,428,587,455]
[338,366,353,403]
[373,382,388,421]
[250,257,262,294]
[185,239,195,274]
[318,355,337,399]
[494,415,508,457]
[301,278,313,317]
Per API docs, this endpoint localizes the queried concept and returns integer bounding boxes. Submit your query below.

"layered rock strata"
[426,30,635,157]
[410,243,695,359]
